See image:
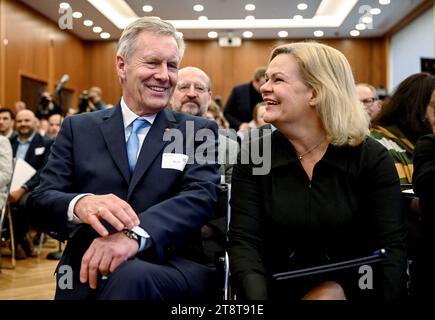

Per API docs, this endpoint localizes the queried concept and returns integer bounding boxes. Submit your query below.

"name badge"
[34,147,45,156]
[161,153,188,171]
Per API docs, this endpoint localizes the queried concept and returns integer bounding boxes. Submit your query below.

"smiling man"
[28,17,220,300]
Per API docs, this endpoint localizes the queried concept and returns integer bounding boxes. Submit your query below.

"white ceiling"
[18,0,425,41]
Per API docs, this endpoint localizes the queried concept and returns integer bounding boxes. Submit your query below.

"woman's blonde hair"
[270,42,370,146]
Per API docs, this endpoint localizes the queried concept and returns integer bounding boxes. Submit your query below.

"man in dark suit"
[224,67,266,130]
[9,109,52,259]
[28,17,220,300]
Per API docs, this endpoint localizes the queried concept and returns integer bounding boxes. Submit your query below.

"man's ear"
[116,55,126,80]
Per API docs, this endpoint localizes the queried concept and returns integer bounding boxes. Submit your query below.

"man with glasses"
[356,83,381,121]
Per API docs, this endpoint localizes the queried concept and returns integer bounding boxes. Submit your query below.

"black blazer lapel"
[99,105,131,184]
[128,108,178,197]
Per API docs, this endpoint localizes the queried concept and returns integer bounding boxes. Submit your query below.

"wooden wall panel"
[1,0,89,111]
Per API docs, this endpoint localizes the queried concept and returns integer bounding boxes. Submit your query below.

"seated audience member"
[370,73,435,185]
[0,108,17,140]
[27,17,220,300]
[36,91,62,119]
[0,135,13,210]
[37,118,49,136]
[171,66,238,184]
[171,66,239,265]
[9,110,52,259]
[88,86,107,111]
[47,113,64,140]
[224,67,266,130]
[206,101,230,130]
[228,42,407,300]
[250,102,267,128]
[413,133,435,298]
[14,101,27,113]
[356,83,381,121]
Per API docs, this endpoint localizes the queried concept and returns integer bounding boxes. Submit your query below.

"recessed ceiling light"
[72,11,82,19]
[59,2,70,10]
[293,15,303,20]
[83,20,94,27]
[350,30,360,37]
[245,15,255,20]
[100,32,111,39]
[198,16,208,21]
[245,4,256,11]
[193,4,204,12]
[297,3,308,11]
[93,26,102,33]
[379,0,390,5]
[278,31,288,38]
[314,30,324,37]
[142,5,153,13]
[361,16,373,24]
[208,31,218,38]
[370,8,381,15]
[355,23,366,31]
[243,31,253,38]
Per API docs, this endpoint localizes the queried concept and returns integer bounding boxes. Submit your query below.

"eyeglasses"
[176,82,209,94]
[360,97,377,106]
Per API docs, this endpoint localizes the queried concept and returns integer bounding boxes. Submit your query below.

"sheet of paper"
[10,158,36,192]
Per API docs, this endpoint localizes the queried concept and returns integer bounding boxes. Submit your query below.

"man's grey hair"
[117,16,185,62]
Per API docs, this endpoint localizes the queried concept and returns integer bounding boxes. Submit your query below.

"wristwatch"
[123,228,140,245]
[123,226,150,251]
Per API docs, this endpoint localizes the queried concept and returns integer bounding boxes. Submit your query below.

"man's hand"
[9,188,27,204]
[74,194,140,236]
[80,232,139,289]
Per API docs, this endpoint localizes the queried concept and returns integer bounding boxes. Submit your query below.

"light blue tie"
[126,118,148,173]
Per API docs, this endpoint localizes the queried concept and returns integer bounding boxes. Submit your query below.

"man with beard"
[9,109,52,259]
[171,66,238,265]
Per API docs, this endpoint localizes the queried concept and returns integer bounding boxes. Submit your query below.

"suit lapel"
[128,108,178,197]
[24,134,41,163]
[99,105,131,184]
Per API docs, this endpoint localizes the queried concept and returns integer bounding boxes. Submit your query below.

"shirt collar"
[18,131,36,144]
[120,97,157,129]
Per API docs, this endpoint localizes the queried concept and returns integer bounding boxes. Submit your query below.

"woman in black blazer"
[228,42,407,300]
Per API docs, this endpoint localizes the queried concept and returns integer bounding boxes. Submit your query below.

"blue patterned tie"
[126,118,148,173]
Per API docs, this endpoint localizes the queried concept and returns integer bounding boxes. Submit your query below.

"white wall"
[389,7,434,92]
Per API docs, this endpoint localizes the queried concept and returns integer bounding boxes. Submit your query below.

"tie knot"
[131,118,148,134]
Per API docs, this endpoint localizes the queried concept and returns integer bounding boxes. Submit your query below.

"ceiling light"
[297,3,308,11]
[243,31,253,38]
[198,16,208,21]
[100,32,111,39]
[355,23,366,30]
[245,4,256,11]
[350,30,360,37]
[208,31,218,38]
[142,5,153,12]
[370,8,381,15]
[72,12,83,19]
[379,0,390,5]
[293,15,303,20]
[93,26,102,33]
[193,4,204,12]
[278,31,288,38]
[245,15,255,20]
[87,0,137,29]
[83,20,94,27]
[59,2,70,10]
[361,16,373,24]
[314,30,324,37]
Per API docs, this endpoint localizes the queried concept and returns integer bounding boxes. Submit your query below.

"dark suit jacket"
[10,133,53,191]
[412,134,435,295]
[224,82,263,130]
[28,104,220,298]
[228,132,407,300]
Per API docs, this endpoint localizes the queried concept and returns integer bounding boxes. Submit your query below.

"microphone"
[55,74,70,93]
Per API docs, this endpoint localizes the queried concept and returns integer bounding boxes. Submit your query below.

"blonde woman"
[228,42,407,300]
